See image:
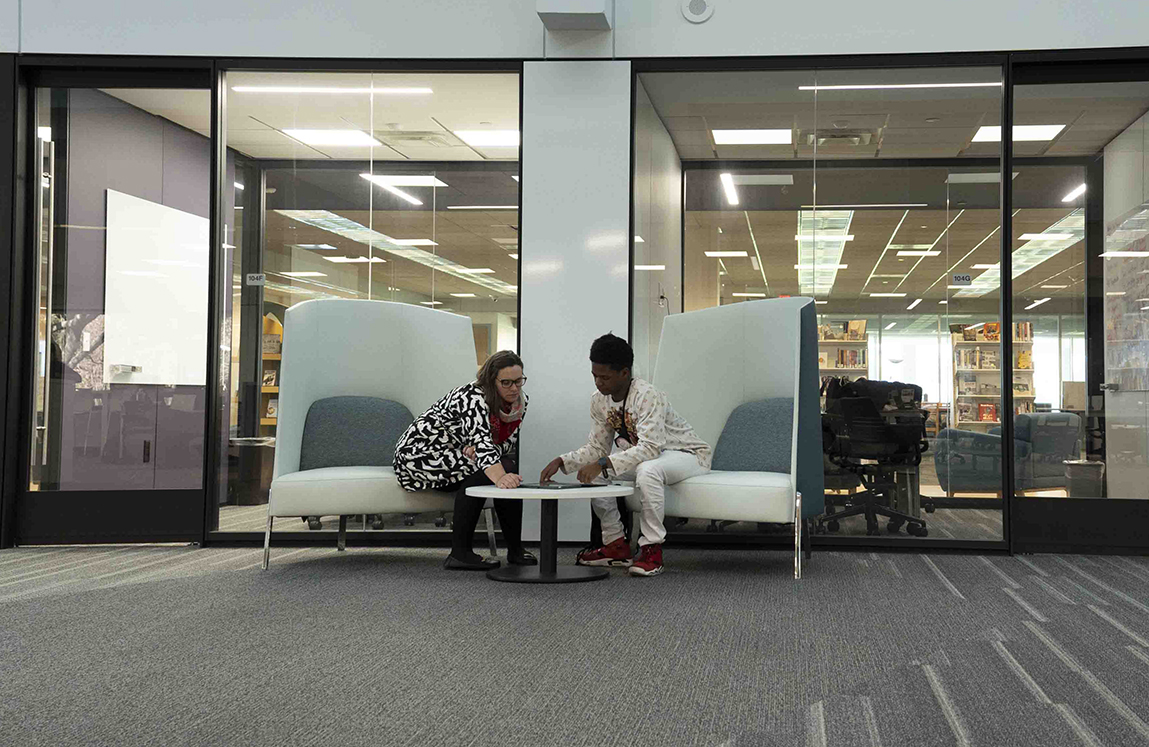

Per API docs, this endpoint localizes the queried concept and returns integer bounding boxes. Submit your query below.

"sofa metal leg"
[337,516,347,551]
[262,515,273,570]
[794,491,803,580]
[484,506,498,558]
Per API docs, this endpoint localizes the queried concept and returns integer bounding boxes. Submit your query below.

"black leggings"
[440,456,524,557]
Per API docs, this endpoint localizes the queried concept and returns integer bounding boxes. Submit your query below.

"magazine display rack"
[260,314,283,433]
[951,322,1035,429]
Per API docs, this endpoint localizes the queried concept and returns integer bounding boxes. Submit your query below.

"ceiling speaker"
[681,0,714,23]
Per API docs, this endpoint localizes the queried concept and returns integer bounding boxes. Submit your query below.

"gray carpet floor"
[2,545,1147,746]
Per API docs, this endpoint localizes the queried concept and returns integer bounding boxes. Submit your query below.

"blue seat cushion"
[711,398,793,474]
[299,396,414,471]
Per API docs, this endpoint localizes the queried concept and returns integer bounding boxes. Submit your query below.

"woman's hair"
[476,350,525,415]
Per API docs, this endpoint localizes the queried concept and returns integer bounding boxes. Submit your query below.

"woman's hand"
[496,473,522,489]
[462,445,476,461]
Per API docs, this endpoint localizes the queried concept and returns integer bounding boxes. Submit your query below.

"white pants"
[592,450,709,547]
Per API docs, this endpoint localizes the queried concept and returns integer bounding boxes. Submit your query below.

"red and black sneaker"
[629,543,663,576]
[576,537,633,567]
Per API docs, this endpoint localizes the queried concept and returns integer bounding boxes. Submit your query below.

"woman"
[394,350,536,570]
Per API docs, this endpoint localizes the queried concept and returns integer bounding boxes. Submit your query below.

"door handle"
[1100,383,1120,392]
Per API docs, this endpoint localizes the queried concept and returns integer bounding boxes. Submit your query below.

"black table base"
[486,496,610,584]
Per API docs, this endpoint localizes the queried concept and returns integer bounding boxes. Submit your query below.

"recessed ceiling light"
[445,205,518,210]
[323,256,385,263]
[233,86,432,94]
[896,250,941,257]
[284,129,381,147]
[391,239,438,246]
[938,300,948,305]
[719,173,739,205]
[794,264,848,269]
[731,292,767,297]
[972,263,999,269]
[925,117,941,123]
[712,129,791,145]
[1024,297,1051,310]
[885,322,897,330]
[798,82,1001,91]
[945,172,1019,183]
[360,174,448,188]
[282,271,327,278]
[705,251,748,258]
[234,182,245,190]
[1020,233,1073,241]
[1041,285,1067,289]
[869,292,907,297]
[1062,184,1087,202]
[454,130,520,147]
[511,175,520,182]
[1100,251,1149,258]
[795,235,854,241]
[635,265,666,271]
[972,125,1065,142]
[801,203,928,209]
[358,174,423,205]
[731,174,794,185]
[420,301,443,306]
[815,300,828,305]
[457,267,496,274]
[1107,291,1127,296]
[450,293,477,298]
[508,254,519,260]
[907,298,922,310]
[290,244,338,251]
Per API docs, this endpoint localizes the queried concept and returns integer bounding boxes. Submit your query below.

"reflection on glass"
[216,71,520,532]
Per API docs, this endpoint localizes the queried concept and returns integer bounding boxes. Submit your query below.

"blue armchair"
[934,412,1082,496]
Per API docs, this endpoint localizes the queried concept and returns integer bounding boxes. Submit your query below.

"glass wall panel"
[642,65,1005,543]
[213,71,520,534]
[28,86,212,494]
[1012,83,1149,503]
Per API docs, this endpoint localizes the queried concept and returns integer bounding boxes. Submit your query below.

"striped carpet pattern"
[1,546,1146,745]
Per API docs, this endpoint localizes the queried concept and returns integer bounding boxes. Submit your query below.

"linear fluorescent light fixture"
[719,173,739,205]
[1020,233,1073,241]
[1100,251,1149,258]
[508,254,519,260]
[282,271,327,278]
[1062,184,1087,202]
[290,244,338,251]
[1041,285,1067,289]
[445,205,517,210]
[869,292,907,297]
[284,129,382,147]
[634,265,665,271]
[896,250,941,257]
[796,235,854,241]
[705,251,748,258]
[360,174,448,188]
[731,174,794,186]
[972,263,1000,269]
[323,256,385,263]
[634,236,645,243]
[457,267,495,274]
[732,292,767,298]
[815,301,828,305]
[798,82,1001,91]
[234,182,245,190]
[358,174,422,205]
[511,175,519,182]
[712,129,791,145]
[420,301,443,306]
[1107,291,1126,296]
[1024,297,1051,310]
[454,130,520,147]
[794,264,847,270]
[938,300,948,305]
[450,293,477,298]
[885,322,898,330]
[945,172,1019,184]
[232,86,432,94]
[907,298,922,310]
[972,125,1065,142]
[801,203,928,209]
[796,209,854,298]
[391,239,438,246]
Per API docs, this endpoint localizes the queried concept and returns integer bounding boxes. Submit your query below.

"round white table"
[465,483,635,584]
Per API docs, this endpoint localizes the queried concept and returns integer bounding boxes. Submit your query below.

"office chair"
[816,396,929,537]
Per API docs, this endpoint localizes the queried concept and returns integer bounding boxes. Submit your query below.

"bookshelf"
[951,322,1036,429]
[261,314,282,434]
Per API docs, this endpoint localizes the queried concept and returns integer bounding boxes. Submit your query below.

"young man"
[540,333,711,577]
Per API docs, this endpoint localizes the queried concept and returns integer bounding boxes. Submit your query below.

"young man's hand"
[576,462,605,484]
[540,457,565,482]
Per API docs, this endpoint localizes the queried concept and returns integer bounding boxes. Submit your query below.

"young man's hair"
[590,333,634,372]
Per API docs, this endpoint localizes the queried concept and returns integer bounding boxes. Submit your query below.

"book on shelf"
[950,323,969,335]
[1016,349,1033,369]
[1016,400,1035,415]
[977,382,1000,396]
[983,322,1000,341]
[963,326,977,341]
[1013,321,1033,341]
[957,373,978,395]
[261,369,278,387]
[978,403,998,422]
[261,334,282,355]
[847,319,867,340]
[957,403,975,422]
[1012,378,1032,395]
[981,348,1000,369]
[818,351,829,367]
[265,398,279,418]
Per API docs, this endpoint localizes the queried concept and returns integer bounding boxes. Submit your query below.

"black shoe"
[443,552,500,571]
[507,549,538,566]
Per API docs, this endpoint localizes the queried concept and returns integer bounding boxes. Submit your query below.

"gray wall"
[57,89,229,491]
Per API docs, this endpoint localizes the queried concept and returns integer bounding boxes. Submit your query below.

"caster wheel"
[925,505,936,514]
[306,517,322,530]
[826,520,840,533]
[907,524,928,537]
[887,520,903,534]
[434,516,447,528]
[370,515,384,530]
[403,514,416,527]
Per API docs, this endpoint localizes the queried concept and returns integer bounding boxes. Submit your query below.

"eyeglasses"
[498,377,528,388]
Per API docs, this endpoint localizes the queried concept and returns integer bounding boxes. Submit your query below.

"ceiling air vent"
[375,130,460,148]
[804,129,874,147]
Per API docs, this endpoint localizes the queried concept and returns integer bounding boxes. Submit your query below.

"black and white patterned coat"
[393,382,527,492]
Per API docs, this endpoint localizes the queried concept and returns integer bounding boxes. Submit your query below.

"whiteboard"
[104,189,209,386]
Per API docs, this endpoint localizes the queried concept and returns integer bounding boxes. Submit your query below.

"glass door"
[1010,64,1149,551]
[17,70,214,543]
